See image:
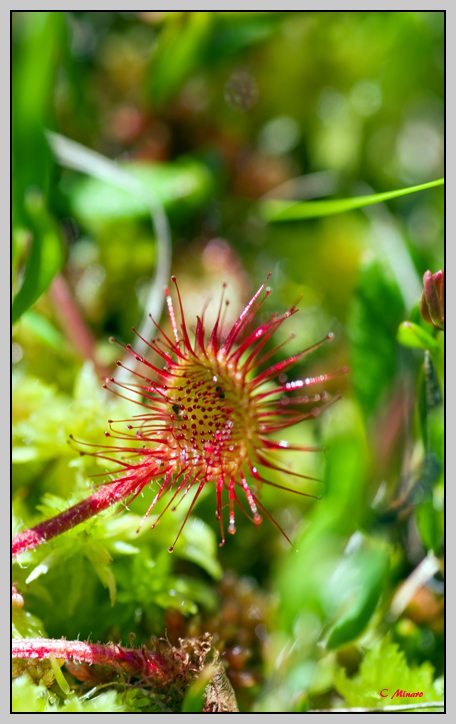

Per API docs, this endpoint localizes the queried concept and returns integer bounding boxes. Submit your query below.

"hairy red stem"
[12,638,165,679]
[12,476,149,558]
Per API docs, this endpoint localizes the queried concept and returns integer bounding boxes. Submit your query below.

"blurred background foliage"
[12,11,444,713]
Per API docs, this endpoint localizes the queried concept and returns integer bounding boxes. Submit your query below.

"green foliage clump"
[334,640,444,710]
[12,673,127,713]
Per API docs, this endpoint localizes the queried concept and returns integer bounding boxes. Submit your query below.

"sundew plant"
[12,11,444,713]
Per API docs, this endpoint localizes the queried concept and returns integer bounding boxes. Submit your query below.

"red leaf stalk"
[12,637,165,680]
[12,475,151,558]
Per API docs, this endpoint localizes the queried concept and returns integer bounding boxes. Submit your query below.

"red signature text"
[380,689,424,699]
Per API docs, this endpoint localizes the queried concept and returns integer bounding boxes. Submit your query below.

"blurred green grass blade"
[258,178,444,221]
[326,547,389,650]
[207,16,278,61]
[12,12,65,203]
[12,192,65,325]
[12,12,66,322]
[149,12,212,107]
[216,11,287,21]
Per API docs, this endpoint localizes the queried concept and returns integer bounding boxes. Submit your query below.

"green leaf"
[419,352,443,440]
[170,575,218,612]
[64,158,214,231]
[277,399,369,633]
[174,517,223,580]
[19,310,65,349]
[334,639,444,709]
[326,546,389,649]
[154,589,198,616]
[415,353,443,553]
[348,255,404,415]
[92,564,117,607]
[207,18,276,60]
[84,543,116,606]
[12,191,65,325]
[258,178,444,221]
[149,513,223,579]
[416,500,442,553]
[12,608,47,639]
[397,322,439,354]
